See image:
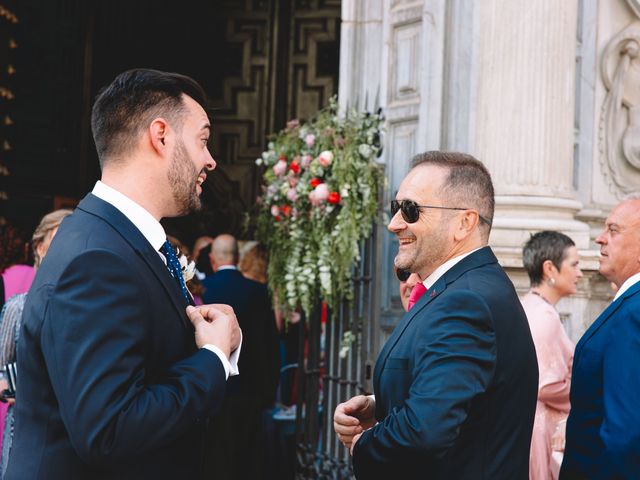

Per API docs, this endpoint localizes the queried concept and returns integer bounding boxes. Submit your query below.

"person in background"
[561,193,640,478]
[202,234,280,480]
[192,235,215,279]
[0,209,73,476]
[0,224,35,311]
[521,231,581,480]
[395,267,423,312]
[239,242,268,285]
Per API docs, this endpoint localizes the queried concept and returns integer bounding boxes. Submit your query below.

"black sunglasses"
[395,268,411,282]
[390,200,492,226]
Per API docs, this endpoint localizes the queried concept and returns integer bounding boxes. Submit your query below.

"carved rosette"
[599,17,640,195]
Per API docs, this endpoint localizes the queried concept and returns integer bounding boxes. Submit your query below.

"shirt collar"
[613,271,640,301]
[92,180,166,252]
[216,265,238,272]
[422,247,483,290]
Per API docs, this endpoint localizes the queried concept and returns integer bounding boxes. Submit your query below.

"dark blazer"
[6,194,227,480]
[560,280,640,479]
[353,247,538,479]
[201,269,279,404]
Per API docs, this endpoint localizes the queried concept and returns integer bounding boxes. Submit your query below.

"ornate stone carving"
[599,22,640,195]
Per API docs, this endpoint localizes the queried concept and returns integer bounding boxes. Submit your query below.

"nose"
[595,230,606,245]
[205,152,216,171]
[387,209,406,234]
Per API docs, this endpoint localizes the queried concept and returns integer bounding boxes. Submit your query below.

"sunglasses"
[395,268,411,282]
[390,200,492,226]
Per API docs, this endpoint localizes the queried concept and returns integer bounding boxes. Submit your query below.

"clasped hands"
[186,304,241,359]
[333,395,376,455]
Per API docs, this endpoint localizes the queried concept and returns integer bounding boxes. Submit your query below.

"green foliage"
[255,96,384,316]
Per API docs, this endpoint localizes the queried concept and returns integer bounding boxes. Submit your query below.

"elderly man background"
[334,151,538,479]
[560,193,640,479]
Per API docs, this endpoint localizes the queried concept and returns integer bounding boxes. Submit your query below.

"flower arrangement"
[255,96,384,316]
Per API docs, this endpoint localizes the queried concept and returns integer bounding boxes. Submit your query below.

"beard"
[168,139,201,216]
[394,222,450,277]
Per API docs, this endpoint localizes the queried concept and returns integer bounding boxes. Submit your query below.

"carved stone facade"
[341,0,638,346]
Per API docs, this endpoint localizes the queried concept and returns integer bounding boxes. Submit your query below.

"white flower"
[358,144,372,158]
[178,253,196,283]
[255,157,263,166]
[317,150,333,167]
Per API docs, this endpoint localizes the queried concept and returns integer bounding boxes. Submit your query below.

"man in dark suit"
[334,151,538,479]
[6,69,241,479]
[201,234,280,480]
[560,194,640,479]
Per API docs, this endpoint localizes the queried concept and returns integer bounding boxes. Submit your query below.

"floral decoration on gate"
[255,96,384,316]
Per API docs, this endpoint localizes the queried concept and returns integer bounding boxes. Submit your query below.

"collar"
[422,247,483,290]
[92,181,166,252]
[613,271,640,301]
[216,265,238,272]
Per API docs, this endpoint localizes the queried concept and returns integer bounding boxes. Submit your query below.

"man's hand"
[334,395,376,451]
[186,304,241,358]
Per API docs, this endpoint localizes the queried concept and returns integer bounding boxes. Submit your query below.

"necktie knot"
[160,240,192,304]
[408,282,427,310]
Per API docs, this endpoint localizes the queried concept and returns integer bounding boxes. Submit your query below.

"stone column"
[472,0,591,258]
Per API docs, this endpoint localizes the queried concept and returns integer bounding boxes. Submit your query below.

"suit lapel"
[373,247,498,394]
[76,194,191,329]
[574,281,640,361]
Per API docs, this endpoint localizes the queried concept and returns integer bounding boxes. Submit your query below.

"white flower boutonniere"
[177,250,196,283]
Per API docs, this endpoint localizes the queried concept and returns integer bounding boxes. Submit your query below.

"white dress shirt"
[92,181,240,378]
[421,247,483,290]
[613,271,640,302]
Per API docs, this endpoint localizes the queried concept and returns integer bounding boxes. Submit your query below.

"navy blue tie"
[159,240,192,304]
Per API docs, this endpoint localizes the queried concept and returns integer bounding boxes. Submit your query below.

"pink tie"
[408,282,427,310]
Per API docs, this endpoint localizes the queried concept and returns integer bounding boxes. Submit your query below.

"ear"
[148,118,171,156]
[541,259,558,280]
[452,210,479,241]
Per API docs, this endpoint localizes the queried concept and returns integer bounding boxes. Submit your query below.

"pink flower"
[317,150,334,167]
[288,176,299,187]
[286,188,298,202]
[301,154,312,168]
[270,205,280,217]
[309,183,330,206]
[273,159,288,176]
[305,134,316,148]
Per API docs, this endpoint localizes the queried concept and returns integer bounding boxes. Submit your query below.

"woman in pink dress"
[521,231,582,480]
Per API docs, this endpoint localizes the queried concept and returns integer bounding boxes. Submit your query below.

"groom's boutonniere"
[177,249,196,283]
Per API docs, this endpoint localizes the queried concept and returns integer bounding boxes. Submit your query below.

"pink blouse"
[2,264,36,302]
[521,292,574,480]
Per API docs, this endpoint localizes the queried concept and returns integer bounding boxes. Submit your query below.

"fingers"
[186,305,206,329]
[333,400,364,450]
[350,432,362,456]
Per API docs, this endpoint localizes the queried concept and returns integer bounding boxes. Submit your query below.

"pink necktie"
[408,282,427,310]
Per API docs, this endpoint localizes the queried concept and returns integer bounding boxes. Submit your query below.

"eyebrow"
[200,123,211,133]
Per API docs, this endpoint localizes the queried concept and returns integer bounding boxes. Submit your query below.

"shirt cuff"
[202,329,242,379]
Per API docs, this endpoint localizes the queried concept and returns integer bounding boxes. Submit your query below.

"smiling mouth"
[398,237,415,246]
[196,174,206,186]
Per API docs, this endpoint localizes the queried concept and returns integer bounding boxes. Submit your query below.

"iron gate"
[294,229,381,479]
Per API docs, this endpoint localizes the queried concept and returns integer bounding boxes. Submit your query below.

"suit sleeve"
[353,290,496,475]
[40,249,226,465]
[598,303,640,477]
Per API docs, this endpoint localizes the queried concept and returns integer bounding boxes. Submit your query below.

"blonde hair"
[32,209,73,267]
[239,243,268,284]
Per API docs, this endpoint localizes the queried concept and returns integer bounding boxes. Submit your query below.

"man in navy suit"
[334,151,538,479]
[6,69,241,479]
[560,194,640,479]
[200,234,279,480]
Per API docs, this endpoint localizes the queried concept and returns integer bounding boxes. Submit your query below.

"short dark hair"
[522,230,575,286]
[410,151,495,239]
[91,68,208,168]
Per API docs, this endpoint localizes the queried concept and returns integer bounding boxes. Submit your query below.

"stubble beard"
[168,139,201,216]
[395,225,449,277]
